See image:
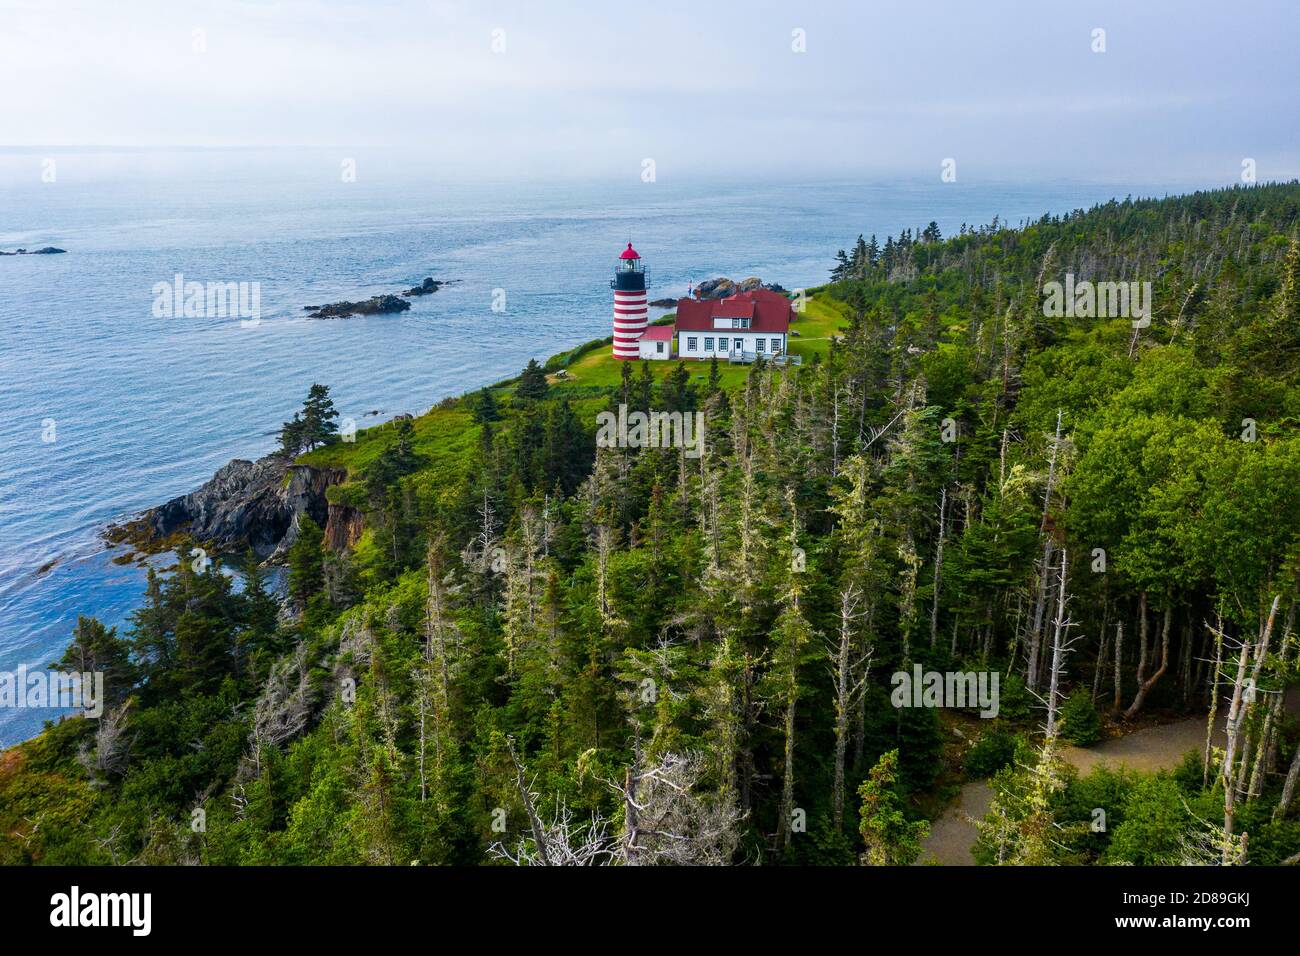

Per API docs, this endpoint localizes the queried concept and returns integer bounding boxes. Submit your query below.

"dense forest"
[4,183,1300,866]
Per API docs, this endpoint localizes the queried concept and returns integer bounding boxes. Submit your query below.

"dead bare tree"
[1204,615,1225,789]
[488,799,616,867]
[828,584,871,831]
[503,736,556,866]
[1249,603,1292,798]
[77,700,133,785]
[1044,549,1077,740]
[248,642,314,775]
[928,486,948,650]
[492,743,741,866]
[1026,410,1064,693]
[1217,598,1283,865]
[616,749,743,865]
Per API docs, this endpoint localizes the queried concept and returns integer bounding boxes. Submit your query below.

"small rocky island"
[305,294,411,319]
[1,246,66,256]
[402,276,443,297]
[304,276,445,318]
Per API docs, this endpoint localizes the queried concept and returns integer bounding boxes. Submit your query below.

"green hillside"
[6,183,1300,867]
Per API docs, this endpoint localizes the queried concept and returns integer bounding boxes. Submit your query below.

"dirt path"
[918,716,1222,865]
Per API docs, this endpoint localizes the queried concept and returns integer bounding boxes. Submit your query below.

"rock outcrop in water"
[305,294,411,319]
[1,247,66,256]
[402,277,443,297]
[107,454,355,562]
[303,276,446,318]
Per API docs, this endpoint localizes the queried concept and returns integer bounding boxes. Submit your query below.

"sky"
[1,0,1297,183]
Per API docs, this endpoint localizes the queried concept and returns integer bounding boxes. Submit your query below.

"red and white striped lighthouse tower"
[611,242,648,360]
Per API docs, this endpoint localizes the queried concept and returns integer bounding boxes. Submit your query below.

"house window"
[656,341,664,354]
[704,336,714,351]
[771,338,782,353]
[756,339,765,352]
[687,336,698,351]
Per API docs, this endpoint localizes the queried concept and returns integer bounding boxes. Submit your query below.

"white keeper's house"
[674,288,793,362]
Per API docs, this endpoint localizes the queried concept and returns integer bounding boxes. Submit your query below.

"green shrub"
[965,725,1019,778]
[1105,774,1190,865]
[996,673,1035,723]
[1060,689,1103,745]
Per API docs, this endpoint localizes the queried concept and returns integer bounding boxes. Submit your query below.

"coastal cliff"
[107,455,355,561]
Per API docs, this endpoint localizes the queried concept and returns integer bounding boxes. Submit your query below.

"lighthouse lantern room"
[611,242,648,360]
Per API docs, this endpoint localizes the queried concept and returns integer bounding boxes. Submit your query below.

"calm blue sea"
[0,149,1211,744]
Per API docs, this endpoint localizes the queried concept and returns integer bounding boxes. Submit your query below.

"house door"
[733,338,743,354]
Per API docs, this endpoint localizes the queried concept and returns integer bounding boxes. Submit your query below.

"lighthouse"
[611,242,648,359]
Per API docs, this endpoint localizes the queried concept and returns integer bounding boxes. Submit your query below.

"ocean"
[0,149,1212,744]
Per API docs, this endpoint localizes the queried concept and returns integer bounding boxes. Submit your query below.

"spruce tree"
[515,359,549,402]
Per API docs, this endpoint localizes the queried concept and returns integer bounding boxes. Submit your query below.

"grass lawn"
[300,406,476,472]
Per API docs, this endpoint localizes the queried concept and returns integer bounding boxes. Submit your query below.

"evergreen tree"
[660,361,697,413]
[858,749,929,865]
[287,515,326,608]
[706,356,721,398]
[54,616,137,706]
[281,383,340,455]
[300,383,340,450]
[472,387,501,424]
[633,360,654,414]
[515,359,549,402]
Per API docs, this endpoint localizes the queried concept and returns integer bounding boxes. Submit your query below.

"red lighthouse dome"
[611,242,648,360]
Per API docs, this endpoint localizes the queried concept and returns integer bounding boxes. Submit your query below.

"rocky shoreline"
[104,453,363,564]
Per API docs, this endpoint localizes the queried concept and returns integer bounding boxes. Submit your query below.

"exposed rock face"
[324,501,365,552]
[694,277,738,299]
[1,247,66,256]
[305,294,411,319]
[118,454,349,560]
[691,276,788,299]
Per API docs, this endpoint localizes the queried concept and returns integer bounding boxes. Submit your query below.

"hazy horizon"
[2,0,1297,184]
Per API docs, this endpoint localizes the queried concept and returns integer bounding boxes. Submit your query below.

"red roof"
[713,300,755,319]
[674,288,794,334]
[640,325,674,341]
[619,242,640,260]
